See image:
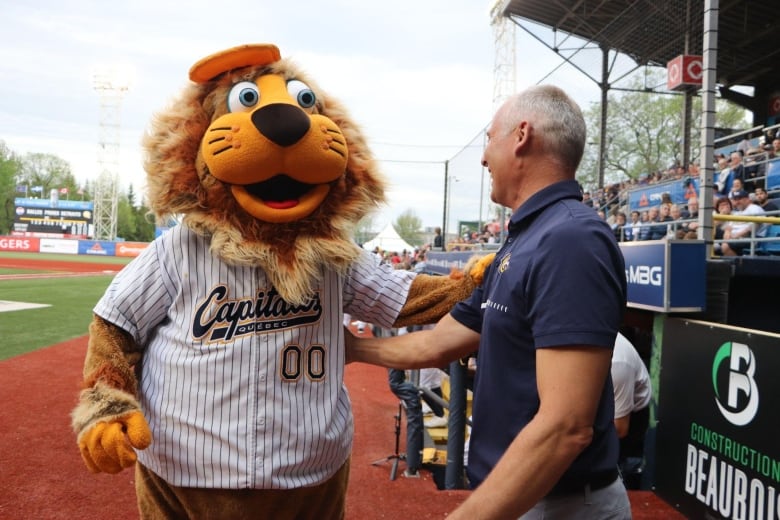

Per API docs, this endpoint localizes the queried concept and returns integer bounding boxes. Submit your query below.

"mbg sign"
[627,264,663,287]
[655,319,780,519]
[619,240,706,312]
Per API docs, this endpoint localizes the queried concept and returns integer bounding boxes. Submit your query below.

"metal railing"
[712,213,780,257]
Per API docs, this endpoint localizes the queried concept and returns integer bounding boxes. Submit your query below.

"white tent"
[362,223,415,253]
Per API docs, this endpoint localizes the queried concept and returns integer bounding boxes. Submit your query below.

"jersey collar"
[507,179,583,232]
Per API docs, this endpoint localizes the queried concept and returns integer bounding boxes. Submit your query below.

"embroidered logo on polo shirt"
[498,253,510,273]
[484,299,509,313]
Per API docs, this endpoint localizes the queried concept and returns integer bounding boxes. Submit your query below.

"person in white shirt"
[721,189,766,256]
[612,332,652,489]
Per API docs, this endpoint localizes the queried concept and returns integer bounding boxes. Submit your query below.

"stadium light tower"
[92,66,132,241]
[490,0,516,110]
[490,0,515,242]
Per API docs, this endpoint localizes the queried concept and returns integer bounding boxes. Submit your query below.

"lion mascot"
[71,44,490,519]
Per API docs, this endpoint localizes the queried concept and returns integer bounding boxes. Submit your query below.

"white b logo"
[712,342,759,426]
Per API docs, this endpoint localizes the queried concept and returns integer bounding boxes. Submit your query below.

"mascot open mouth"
[244,174,315,209]
[230,175,331,223]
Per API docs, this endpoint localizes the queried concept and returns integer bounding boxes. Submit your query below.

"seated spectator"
[728,178,746,201]
[743,148,767,191]
[668,204,685,238]
[612,332,652,490]
[613,211,628,242]
[713,197,733,253]
[412,251,428,273]
[582,190,594,207]
[721,190,766,256]
[772,138,780,159]
[677,198,699,239]
[728,151,745,189]
[715,155,731,196]
[627,210,641,241]
[636,209,654,241]
[754,187,779,213]
[648,204,672,240]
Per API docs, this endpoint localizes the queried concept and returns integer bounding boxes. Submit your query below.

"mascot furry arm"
[71,44,492,477]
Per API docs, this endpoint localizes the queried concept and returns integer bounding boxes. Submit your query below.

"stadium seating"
[766,159,780,191]
[758,224,780,255]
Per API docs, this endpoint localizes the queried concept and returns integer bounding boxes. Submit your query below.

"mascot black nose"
[251,104,311,147]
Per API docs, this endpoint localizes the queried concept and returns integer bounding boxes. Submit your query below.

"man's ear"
[514,120,530,156]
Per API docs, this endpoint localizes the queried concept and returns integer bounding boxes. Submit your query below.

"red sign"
[0,236,40,252]
[667,55,703,91]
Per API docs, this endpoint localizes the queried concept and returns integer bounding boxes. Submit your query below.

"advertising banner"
[424,251,486,276]
[619,240,706,312]
[115,242,149,258]
[0,236,40,252]
[78,240,117,256]
[628,178,699,212]
[39,238,79,255]
[655,319,780,519]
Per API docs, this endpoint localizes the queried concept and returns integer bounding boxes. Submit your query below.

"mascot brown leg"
[136,461,350,520]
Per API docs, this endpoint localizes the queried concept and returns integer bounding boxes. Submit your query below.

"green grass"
[0,275,115,361]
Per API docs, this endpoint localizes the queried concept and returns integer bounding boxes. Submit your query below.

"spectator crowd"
[593,137,780,256]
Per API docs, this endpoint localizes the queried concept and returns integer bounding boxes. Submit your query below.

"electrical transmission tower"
[490,1,516,110]
[92,70,129,241]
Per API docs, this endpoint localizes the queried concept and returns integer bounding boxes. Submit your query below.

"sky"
[0,1,603,235]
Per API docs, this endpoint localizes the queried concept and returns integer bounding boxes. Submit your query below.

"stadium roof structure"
[497,0,779,123]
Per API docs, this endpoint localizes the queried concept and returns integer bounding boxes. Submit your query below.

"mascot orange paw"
[78,411,151,474]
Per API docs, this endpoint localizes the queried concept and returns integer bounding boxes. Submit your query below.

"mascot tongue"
[265,199,299,209]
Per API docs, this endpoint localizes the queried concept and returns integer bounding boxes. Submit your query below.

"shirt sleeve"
[343,249,416,329]
[93,237,175,346]
[529,219,626,349]
[611,360,635,418]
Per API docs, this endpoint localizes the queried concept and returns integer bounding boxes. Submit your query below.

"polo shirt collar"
[507,179,583,231]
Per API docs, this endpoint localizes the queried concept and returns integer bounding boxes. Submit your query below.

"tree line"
[1,76,750,247]
[0,141,155,242]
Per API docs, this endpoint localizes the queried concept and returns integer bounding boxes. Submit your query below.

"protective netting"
[445,128,500,243]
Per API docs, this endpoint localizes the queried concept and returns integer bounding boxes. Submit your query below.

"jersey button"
[259,374,266,382]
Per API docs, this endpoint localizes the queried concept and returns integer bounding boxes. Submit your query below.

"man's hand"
[78,411,152,473]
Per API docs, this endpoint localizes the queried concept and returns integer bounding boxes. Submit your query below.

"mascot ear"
[189,43,281,83]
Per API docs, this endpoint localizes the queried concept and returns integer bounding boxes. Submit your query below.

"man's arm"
[611,358,634,439]
[346,313,479,369]
[447,345,613,520]
[614,415,631,439]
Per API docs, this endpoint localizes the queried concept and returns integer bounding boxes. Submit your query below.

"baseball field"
[0,251,682,519]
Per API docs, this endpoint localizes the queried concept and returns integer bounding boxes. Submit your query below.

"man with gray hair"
[347,85,629,519]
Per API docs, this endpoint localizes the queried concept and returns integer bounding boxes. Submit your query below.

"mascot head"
[143,44,386,304]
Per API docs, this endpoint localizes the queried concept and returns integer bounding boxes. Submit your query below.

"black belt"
[547,468,619,497]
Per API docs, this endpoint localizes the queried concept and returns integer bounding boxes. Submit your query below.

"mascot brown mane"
[71,43,492,519]
[145,44,386,305]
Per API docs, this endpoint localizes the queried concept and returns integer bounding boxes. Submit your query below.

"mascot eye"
[227,81,260,112]
[287,80,316,109]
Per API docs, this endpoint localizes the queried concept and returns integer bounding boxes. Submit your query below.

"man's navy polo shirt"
[450,179,627,489]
